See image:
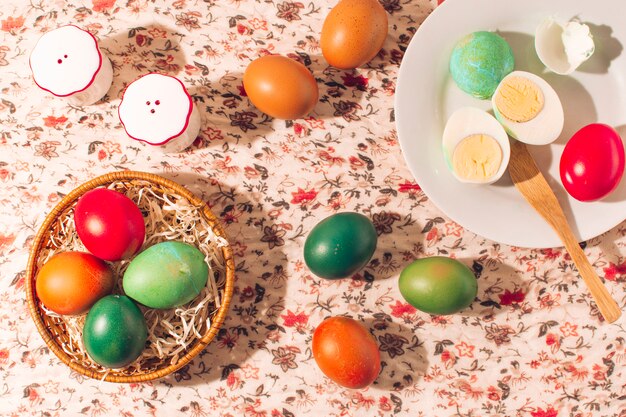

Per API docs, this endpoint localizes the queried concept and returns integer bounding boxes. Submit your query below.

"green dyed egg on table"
[304,212,377,280]
[399,256,477,315]
[82,295,147,369]
[449,31,514,99]
[123,241,209,309]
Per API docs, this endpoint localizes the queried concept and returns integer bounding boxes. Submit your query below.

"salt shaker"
[118,73,201,153]
[29,25,113,106]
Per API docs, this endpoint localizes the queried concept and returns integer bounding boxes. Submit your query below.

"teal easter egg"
[82,295,147,368]
[123,241,209,309]
[304,212,377,280]
[450,31,514,99]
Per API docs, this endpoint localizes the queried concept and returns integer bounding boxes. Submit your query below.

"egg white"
[442,107,511,184]
[491,71,564,145]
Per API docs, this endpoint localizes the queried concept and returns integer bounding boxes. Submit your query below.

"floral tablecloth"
[1,1,625,416]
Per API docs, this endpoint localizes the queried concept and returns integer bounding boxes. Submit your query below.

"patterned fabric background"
[1,1,625,416]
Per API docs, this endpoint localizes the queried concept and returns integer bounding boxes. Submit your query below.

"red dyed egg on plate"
[559,123,625,202]
[74,188,146,261]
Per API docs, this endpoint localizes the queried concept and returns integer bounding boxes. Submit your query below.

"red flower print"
[545,333,561,353]
[592,364,607,381]
[445,221,464,237]
[318,150,345,166]
[217,330,239,349]
[389,300,417,318]
[226,370,242,390]
[0,168,10,182]
[486,386,501,401]
[341,73,369,90]
[539,293,561,310]
[350,392,376,409]
[304,117,324,129]
[92,0,116,12]
[559,322,578,338]
[540,248,562,260]
[97,149,107,161]
[25,385,43,406]
[398,182,421,193]
[603,261,626,281]
[349,156,365,170]
[43,115,68,128]
[378,396,392,412]
[249,18,267,31]
[155,54,180,73]
[425,227,440,243]
[148,27,167,38]
[291,188,317,204]
[455,341,475,358]
[440,349,457,369]
[498,289,526,305]
[1,16,25,34]
[531,407,558,417]
[239,286,255,302]
[135,33,147,46]
[0,348,9,365]
[237,24,251,35]
[281,310,308,328]
[202,126,224,141]
[293,123,309,137]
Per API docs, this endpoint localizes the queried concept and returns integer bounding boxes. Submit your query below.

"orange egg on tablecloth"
[243,55,318,120]
[312,316,381,389]
[320,0,388,69]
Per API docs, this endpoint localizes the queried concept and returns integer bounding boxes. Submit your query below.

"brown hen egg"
[243,55,319,120]
[320,0,388,69]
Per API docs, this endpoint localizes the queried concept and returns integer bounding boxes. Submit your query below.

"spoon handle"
[553,216,621,323]
[509,140,621,323]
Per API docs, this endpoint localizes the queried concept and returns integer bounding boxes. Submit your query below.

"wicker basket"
[25,171,235,383]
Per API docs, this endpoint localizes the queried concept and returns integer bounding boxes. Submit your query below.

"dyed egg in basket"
[25,171,235,382]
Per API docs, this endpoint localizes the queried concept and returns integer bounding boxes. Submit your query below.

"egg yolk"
[494,76,544,122]
[452,134,503,181]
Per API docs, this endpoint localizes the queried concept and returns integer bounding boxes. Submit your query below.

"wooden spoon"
[508,139,621,323]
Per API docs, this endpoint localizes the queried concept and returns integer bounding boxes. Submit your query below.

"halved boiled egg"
[442,107,511,184]
[535,18,595,75]
[491,71,564,145]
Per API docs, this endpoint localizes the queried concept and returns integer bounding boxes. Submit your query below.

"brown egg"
[243,55,319,120]
[320,0,388,69]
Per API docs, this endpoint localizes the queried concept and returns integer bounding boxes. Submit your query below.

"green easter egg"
[123,241,209,309]
[399,256,477,315]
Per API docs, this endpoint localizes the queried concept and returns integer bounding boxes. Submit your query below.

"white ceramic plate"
[395,0,626,248]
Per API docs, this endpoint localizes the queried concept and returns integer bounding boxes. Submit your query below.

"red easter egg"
[74,188,145,261]
[560,123,625,202]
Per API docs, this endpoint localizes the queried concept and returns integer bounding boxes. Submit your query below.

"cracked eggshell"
[442,107,511,185]
[535,18,595,75]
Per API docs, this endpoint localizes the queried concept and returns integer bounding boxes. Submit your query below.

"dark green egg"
[399,256,477,315]
[82,295,147,369]
[304,212,377,279]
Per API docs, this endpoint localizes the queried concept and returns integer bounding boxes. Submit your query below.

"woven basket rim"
[25,170,235,383]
